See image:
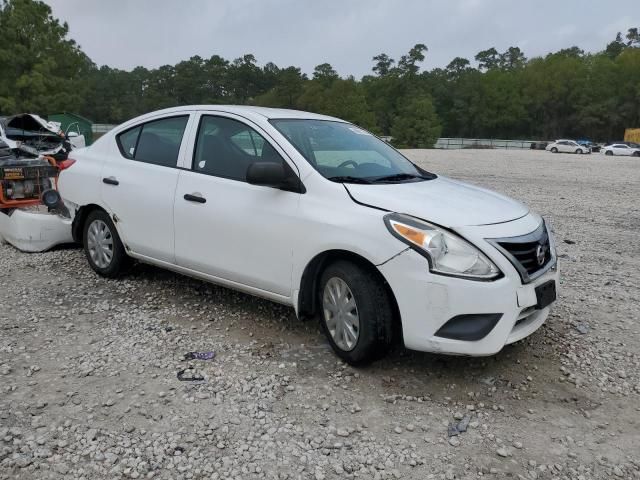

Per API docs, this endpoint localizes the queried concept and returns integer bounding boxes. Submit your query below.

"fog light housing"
[434,313,503,341]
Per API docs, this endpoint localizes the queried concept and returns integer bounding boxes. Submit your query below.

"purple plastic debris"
[184,351,215,361]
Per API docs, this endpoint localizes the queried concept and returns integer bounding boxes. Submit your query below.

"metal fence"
[92,124,116,134]
[434,138,537,150]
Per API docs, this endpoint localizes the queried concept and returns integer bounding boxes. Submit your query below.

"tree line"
[0,0,639,147]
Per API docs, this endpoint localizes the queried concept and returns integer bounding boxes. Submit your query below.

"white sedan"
[601,143,640,156]
[58,106,558,364]
[545,139,590,154]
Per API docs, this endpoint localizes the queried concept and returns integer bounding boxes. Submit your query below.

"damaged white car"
[0,113,85,158]
[0,114,82,252]
[57,106,558,365]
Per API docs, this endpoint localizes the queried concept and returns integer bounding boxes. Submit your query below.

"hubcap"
[322,277,360,351]
[87,219,114,269]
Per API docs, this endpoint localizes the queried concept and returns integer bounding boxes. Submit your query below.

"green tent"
[48,112,94,146]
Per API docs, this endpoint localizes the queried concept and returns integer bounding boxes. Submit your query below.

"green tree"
[475,47,499,70]
[372,53,395,76]
[605,32,627,58]
[0,0,93,114]
[228,54,263,103]
[313,63,339,86]
[391,95,441,148]
[626,27,639,47]
[499,47,527,70]
[445,57,471,78]
[397,44,428,76]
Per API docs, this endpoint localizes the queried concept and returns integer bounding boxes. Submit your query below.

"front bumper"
[0,207,73,252]
[378,214,559,356]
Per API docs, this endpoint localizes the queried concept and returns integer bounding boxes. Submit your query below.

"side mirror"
[246,162,287,187]
[246,162,306,193]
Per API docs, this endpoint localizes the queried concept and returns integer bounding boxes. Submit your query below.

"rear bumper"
[378,215,559,356]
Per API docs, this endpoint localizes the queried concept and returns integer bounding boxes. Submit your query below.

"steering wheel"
[337,160,358,169]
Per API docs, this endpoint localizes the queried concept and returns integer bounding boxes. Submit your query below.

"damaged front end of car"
[0,133,75,252]
[0,113,84,160]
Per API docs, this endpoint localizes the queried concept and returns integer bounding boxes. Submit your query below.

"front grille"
[488,221,555,283]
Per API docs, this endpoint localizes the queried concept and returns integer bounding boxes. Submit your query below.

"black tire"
[550,147,558,153]
[605,150,613,156]
[633,151,640,157]
[82,209,129,278]
[575,149,582,154]
[318,260,394,365]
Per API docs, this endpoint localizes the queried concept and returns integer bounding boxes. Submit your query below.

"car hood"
[345,176,529,227]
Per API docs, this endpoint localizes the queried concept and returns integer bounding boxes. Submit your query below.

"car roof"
[135,105,345,122]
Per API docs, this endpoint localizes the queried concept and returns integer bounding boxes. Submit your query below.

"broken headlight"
[384,213,500,280]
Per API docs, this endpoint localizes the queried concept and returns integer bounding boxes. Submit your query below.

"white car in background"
[601,143,640,157]
[545,139,590,154]
[58,106,558,365]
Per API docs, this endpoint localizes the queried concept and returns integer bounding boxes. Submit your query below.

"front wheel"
[83,210,129,277]
[550,147,558,153]
[318,260,394,365]
[605,150,613,156]
[575,149,582,154]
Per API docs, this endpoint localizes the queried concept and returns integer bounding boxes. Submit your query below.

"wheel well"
[297,249,401,327]
[71,204,106,243]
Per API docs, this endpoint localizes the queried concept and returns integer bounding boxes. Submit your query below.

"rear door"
[101,114,193,262]
[173,112,302,296]
[613,144,631,156]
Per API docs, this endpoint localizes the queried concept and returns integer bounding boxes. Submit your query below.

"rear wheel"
[550,147,558,153]
[83,210,129,277]
[318,260,394,365]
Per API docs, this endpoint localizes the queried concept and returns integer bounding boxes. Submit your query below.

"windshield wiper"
[327,175,372,184]
[370,173,427,183]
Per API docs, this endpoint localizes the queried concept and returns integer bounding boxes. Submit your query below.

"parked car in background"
[576,139,601,153]
[545,139,590,154]
[529,141,549,150]
[58,106,558,364]
[601,143,640,156]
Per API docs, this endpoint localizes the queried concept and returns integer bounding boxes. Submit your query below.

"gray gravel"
[1,149,639,479]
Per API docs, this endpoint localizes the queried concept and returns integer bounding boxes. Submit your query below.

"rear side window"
[117,126,141,158]
[116,116,189,167]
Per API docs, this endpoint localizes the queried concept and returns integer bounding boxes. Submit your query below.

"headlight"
[384,213,500,280]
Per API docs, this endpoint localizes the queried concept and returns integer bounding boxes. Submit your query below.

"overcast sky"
[44,0,637,77]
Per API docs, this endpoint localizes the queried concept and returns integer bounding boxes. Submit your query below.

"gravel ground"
[1,149,639,480]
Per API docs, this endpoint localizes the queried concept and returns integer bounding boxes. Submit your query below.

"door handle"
[103,177,119,186]
[184,193,206,204]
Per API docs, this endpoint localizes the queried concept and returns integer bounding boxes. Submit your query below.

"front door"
[173,114,302,296]
[101,114,192,262]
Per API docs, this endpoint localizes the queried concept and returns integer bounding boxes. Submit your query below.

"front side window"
[116,115,189,167]
[193,116,284,181]
[270,119,434,184]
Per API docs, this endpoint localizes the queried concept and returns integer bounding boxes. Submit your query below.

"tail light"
[58,158,76,170]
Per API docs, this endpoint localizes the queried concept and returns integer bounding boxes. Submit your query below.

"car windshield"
[270,119,435,183]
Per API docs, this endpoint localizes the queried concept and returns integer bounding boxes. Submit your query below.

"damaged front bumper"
[0,207,73,252]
